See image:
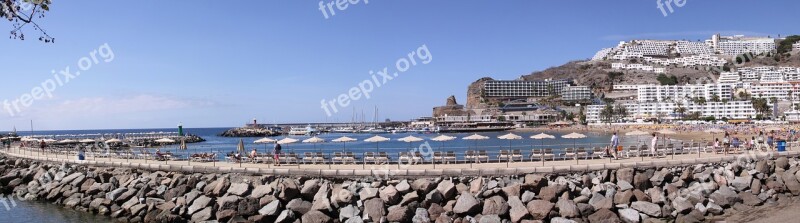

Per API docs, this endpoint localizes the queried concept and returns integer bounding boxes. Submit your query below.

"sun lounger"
[314,152,326,164]
[477,150,489,163]
[432,152,443,164]
[497,150,510,162]
[576,147,588,159]
[563,148,576,160]
[465,150,477,163]
[412,152,423,164]
[511,149,523,162]
[363,152,376,164]
[444,151,456,164]
[377,152,389,164]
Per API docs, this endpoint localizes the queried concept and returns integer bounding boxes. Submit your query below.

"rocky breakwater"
[219,127,279,137]
[1,154,800,222]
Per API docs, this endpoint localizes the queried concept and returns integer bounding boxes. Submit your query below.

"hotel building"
[483,79,572,98]
[586,100,757,123]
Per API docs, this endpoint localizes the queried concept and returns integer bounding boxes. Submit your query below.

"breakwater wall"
[0,153,799,222]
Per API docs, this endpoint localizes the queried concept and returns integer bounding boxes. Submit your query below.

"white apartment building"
[716,37,776,56]
[561,86,592,101]
[483,79,571,98]
[612,85,641,91]
[675,41,715,55]
[718,72,741,83]
[623,40,671,56]
[611,63,664,73]
[592,48,613,61]
[586,101,757,123]
[734,66,800,82]
[636,84,734,102]
[749,82,800,100]
[793,42,800,51]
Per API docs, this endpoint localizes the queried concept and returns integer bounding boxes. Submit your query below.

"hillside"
[465,49,800,109]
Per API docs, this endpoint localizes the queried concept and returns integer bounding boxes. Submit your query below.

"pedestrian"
[608,131,619,159]
[273,143,282,166]
[650,133,658,157]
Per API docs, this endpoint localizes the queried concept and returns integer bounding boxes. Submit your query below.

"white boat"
[332,127,356,133]
[289,125,317,135]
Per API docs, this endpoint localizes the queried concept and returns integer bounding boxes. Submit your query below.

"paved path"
[3,146,799,178]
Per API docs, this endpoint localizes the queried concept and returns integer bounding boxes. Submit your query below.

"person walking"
[650,133,658,157]
[273,143,282,166]
[608,131,619,159]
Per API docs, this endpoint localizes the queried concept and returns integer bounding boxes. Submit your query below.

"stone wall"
[1,154,800,223]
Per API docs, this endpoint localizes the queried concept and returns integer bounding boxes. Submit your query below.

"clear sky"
[1,0,797,130]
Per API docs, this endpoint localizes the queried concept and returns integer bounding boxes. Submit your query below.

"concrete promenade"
[3,146,799,178]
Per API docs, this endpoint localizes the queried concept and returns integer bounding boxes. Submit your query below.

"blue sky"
[1,0,797,130]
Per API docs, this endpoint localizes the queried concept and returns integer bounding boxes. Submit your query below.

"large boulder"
[436,180,457,200]
[227,183,250,196]
[507,196,529,222]
[363,198,385,222]
[453,192,480,215]
[527,200,554,220]
[556,198,579,218]
[380,185,401,205]
[302,210,333,223]
[482,196,508,215]
[588,208,621,223]
[631,201,661,217]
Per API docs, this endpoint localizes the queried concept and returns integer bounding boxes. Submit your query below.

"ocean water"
[0,199,112,223]
[16,128,622,158]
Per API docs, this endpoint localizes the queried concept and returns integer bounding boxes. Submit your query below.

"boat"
[288,125,318,135]
[437,123,515,133]
[331,127,357,133]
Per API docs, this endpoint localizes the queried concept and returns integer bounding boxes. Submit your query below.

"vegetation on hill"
[778,35,800,54]
[656,74,678,85]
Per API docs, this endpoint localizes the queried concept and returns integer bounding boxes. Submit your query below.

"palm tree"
[614,105,628,122]
[711,94,720,102]
[674,104,687,119]
[601,104,614,124]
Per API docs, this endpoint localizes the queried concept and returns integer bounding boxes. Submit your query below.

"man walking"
[608,132,619,159]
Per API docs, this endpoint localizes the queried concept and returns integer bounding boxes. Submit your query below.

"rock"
[617,168,634,183]
[539,185,561,202]
[470,177,484,194]
[776,157,789,170]
[709,186,741,207]
[227,183,250,196]
[302,210,333,223]
[400,191,419,206]
[106,188,127,201]
[412,179,437,194]
[502,183,521,198]
[730,176,752,191]
[522,191,536,203]
[190,206,212,222]
[482,196,509,215]
[278,180,300,201]
[396,180,411,193]
[589,208,621,223]
[187,195,211,215]
[286,198,312,214]
[589,193,613,210]
[250,184,273,198]
[552,217,578,223]
[614,190,633,205]
[380,185,401,205]
[508,196,530,222]
[387,205,411,222]
[479,215,501,223]
[618,180,634,191]
[633,173,651,191]
[631,201,661,217]
[527,200,554,220]
[412,208,431,223]
[364,198,385,222]
[437,180,457,200]
[311,197,333,212]
[671,197,693,214]
[556,198,579,218]
[739,191,762,206]
[276,210,296,223]
[216,195,241,210]
[618,208,640,223]
[453,192,480,215]
[301,179,320,200]
[359,187,379,201]
[212,177,230,196]
[259,200,281,216]
[783,172,800,195]
[339,205,360,221]
[705,202,723,215]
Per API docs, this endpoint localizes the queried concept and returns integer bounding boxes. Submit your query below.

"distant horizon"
[3,0,798,130]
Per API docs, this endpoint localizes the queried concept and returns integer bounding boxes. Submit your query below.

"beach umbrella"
[364,135,390,168]
[561,132,587,164]
[332,136,357,153]
[398,136,424,166]
[43,139,57,143]
[105,138,122,143]
[236,139,245,167]
[498,133,523,167]
[254,137,277,158]
[79,139,95,143]
[531,133,555,166]
[463,134,489,167]
[431,135,456,167]
[303,136,326,154]
[277,137,299,154]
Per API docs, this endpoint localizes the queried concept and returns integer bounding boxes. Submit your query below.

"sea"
[6,127,619,222]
